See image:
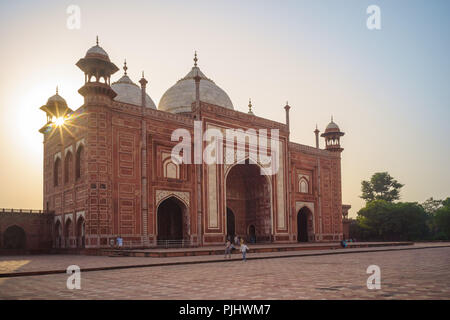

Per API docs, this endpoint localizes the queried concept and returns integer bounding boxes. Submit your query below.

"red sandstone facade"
[0,209,53,251]
[37,41,347,249]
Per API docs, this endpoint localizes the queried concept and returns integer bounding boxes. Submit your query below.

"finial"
[331,115,334,122]
[248,98,254,114]
[194,51,198,67]
[56,86,58,95]
[284,101,291,110]
[314,123,319,132]
[96,36,99,46]
[123,59,128,75]
[139,71,148,87]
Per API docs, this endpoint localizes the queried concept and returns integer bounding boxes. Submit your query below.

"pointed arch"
[156,196,189,241]
[225,158,273,243]
[54,157,62,187]
[64,151,73,183]
[75,144,85,180]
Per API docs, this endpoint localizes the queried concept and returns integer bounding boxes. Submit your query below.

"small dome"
[40,89,72,117]
[111,72,156,109]
[159,64,233,113]
[47,93,68,108]
[325,117,341,133]
[85,38,110,61]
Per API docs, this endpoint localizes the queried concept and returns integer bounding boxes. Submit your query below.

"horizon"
[0,0,449,217]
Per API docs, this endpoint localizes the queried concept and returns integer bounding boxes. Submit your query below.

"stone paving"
[0,242,447,275]
[0,245,449,299]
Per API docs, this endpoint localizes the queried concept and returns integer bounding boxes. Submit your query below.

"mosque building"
[36,39,346,248]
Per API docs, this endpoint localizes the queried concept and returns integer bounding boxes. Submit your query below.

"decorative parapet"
[199,102,289,132]
[111,101,194,126]
[289,142,340,158]
[0,209,54,215]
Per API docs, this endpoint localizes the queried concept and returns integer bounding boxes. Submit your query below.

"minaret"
[193,51,201,110]
[139,70,149,246]
[192,50,203,246]
[139,71,148,109]
[284,102,291,131]
[76,37,119,104]
[314,124,320,149]
[321,116,345,152]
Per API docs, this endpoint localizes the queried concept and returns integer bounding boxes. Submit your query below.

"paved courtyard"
[0,246,449,299]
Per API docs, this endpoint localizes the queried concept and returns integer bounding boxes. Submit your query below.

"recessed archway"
[54,220,62,248]
[65,218,73,248]
[226,207,235,240]
[3,225,26,249]
[76,216,85,248]
[157,196,188,241]
[225,160,272,243]
[297,207,313,242]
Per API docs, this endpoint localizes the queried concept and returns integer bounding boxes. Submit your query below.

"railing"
[107,239,194,249]
[156,239,192,248]
[0,208,50,214]
[121,240,147,249]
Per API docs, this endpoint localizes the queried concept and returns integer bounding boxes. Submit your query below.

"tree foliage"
[361,172,404,203]
[352,200,428,241]
[421,197,443,214]
[434,197,450,240]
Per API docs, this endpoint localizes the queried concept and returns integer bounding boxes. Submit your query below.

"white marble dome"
[111,74,156,109]
[158,66,233,113]
[325,118,341,133]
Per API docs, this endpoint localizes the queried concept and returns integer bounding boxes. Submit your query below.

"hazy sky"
[0,0,449,217]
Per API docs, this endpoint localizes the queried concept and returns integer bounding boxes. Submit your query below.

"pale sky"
[0,0,449,217]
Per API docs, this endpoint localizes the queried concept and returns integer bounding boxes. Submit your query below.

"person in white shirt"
[240,241,249,261]
[116,236,123,249]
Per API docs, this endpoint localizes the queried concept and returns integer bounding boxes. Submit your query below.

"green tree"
[361,172,404,203]
[356,200,428,241]
[434,197,450,240]
[421,197,443,235]
[421,197,443,214]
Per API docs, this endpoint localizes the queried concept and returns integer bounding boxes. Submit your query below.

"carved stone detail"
[155,190,190,208]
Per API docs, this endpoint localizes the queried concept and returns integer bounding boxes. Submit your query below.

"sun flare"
[54,117,65,126]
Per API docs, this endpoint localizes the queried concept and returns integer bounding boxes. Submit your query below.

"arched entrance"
[297,207,312,242]
[157,197,188,241]
[65,219,73,248]
[3,225,26,249]
[76,216,85,248]
[248,225,256,243]
[54,220,62,248]
[226,208,235,240]
[225,160,272,243]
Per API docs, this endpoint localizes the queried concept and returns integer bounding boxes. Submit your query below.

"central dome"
[158,60,233,113]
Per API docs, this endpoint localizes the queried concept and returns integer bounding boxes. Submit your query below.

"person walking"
[224,239,232,259]
[117,235,123,249]
[234,235,239,246]
[240,241,249,262]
